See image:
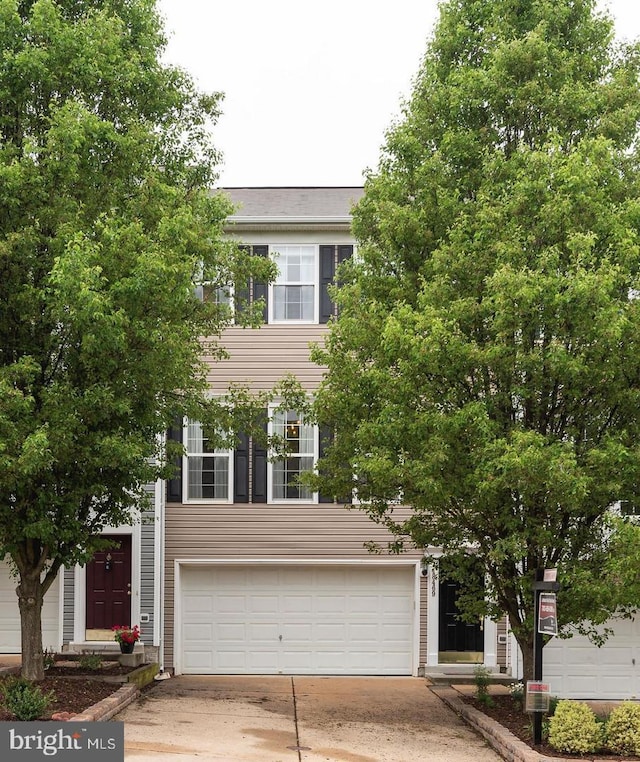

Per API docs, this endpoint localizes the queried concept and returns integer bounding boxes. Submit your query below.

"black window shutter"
[234,245,250,315]
[234,433,250,503]
[252,245,269,323]
[319,245,336,324]
[337,244,353,266]
[252,411,268,502]
[166,421,183,503]
[336,245,353,319]
[318,425,352,505]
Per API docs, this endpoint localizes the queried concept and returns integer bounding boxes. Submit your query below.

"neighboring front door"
[86,535,132,632]
[438,577,484,663]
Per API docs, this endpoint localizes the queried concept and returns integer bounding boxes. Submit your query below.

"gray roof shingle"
[220,187,364,220]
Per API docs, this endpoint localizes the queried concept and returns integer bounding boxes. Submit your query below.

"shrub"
[548,700,602,754]
[0,677,54,721]
[43,648,56,670]
[78,652,103,671]
[509,681,524,706]
[473,665,494,707]
[605,702,640,755]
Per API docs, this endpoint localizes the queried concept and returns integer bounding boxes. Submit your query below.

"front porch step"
[62,643,145,659]
[425,671,516,686]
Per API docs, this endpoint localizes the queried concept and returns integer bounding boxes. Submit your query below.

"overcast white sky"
[157,1,640,188]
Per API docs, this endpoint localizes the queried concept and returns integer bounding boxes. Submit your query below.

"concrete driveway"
[118,675,502,762]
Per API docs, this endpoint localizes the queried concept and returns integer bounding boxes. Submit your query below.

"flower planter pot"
[119,642,135,654]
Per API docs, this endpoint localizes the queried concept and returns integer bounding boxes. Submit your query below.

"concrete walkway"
[117,675,503,762]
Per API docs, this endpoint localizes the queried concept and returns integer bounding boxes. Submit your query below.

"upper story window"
[270,245,317,323]
[184,419,232,502]
[235,243,353,325]
[166,412,347,506]
[269,409,316,501]
[195,282,233,307]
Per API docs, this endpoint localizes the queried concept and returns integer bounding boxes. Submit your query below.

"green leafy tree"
[0,0,271,681]
[310,0,640,679]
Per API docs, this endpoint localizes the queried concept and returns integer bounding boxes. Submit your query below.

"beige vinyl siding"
[497,617,508,670]
[163,503,423,671]
[206,325,327,393]
[419,576,428,669]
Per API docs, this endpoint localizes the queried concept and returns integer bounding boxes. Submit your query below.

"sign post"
[531,569,560,745]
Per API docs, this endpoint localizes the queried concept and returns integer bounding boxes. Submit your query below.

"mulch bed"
[464,695,640,761]
[0,662,139,721]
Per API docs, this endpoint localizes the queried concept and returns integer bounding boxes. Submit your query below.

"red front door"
[86,535,132,629]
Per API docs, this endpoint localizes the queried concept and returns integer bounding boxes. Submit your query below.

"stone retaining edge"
[430,686,560,762]
[69,683,140,722]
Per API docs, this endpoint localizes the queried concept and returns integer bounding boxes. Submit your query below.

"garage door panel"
[282,595,313,613]
[316,623,346,640]
[0,561,60,653]
[252,568,279,585]
[218,624,245,640]
[184,594,213,614]
[544,617,640,699]
[186,623,213,640]
[249,651,278,670]
[317,596,346,614]
[180,565,415,675]
[382,623,412,643]
[349,623,378,641]
[383,653,413,672]
[246,623,275,642]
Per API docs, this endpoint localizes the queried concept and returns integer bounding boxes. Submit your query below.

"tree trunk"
[521,638,534,683]
[17,574,45,682]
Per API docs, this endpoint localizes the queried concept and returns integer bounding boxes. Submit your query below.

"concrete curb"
[431,686,560,762]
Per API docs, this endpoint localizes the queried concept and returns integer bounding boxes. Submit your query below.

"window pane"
[272,246,315,321]
[271,410,314,500]
[188,456,229,500]
[298,251,315,282]
[186,419,230,500]
[202,284,231,305]
[187,421,208,453]
[272,458,313,500]
[273,285,314,320]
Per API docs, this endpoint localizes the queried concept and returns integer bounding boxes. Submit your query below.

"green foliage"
[42,648,55,670]
[473,665,493,707]
[0,676,53,721]
[605,702,640,755]
[0,0,274,680]
[548,700,602,754]
[308,0,640,679]
[78,652,103,672]
[509,681,524,706]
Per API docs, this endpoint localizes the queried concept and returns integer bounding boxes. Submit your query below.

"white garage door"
[544,617,640,700]
[179,565,415,675]
[0,561,61,653]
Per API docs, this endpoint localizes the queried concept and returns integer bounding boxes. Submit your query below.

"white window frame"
[268,244,318,324]
[267,408,318,503]
[195,282,234,320]
[194,259,234,318]
[182,418,233,503]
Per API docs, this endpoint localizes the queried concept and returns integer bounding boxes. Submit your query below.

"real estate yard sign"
[538,592,558,636]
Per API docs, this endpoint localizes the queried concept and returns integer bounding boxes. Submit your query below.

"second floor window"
[271,245,316,322]
[270,409,315,501]
[185,420,231,501]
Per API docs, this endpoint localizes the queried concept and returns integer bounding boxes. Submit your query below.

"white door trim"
[425,562,496,668]
[72,525,141,644]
